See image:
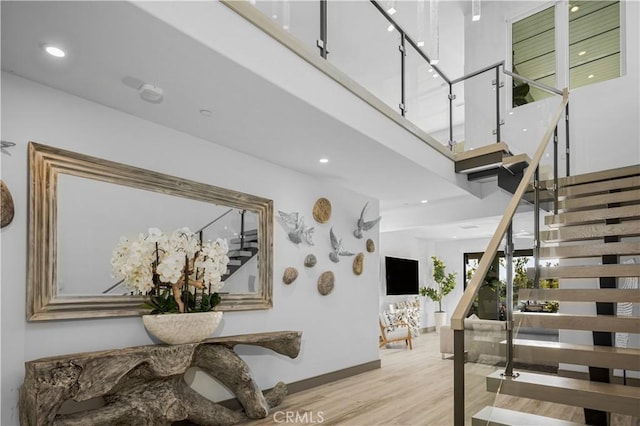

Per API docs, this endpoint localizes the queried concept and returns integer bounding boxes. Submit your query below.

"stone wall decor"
[20,331,302,426]
[282,267,298,284]
[304,254,317,268]
[329,227,355,263]
[317,271,335,296]
[366,239,375,253]
[278,210,314,245]
[1,180,14,228]
[353,202,381,239]
[353,253,364,276]
[312,197,332,223]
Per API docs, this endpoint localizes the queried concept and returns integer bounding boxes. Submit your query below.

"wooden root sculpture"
[20,331,302,426]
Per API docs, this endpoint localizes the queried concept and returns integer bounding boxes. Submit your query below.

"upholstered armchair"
[378,312,413,350]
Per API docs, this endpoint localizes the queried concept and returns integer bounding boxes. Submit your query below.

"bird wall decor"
[278,210,315,245]
[329,227,355,263]
[353,202,381,239]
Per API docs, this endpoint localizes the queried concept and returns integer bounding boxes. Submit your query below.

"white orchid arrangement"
[111,227,230,313]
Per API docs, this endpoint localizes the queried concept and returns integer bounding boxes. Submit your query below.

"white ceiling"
[1,1,512,241]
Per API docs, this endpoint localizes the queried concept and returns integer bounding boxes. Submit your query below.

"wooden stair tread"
[539,164,640,190]
[472,406,582,426]
[502,153,531,174]
[539,241,640,258]
[540,220,640,242]
[545,205,640,227]
[486,370,640,417]
[455,142,511,174]
[513,312,640,333]
[528,264,640,279]
[558,175,640,198]
[227,250,253,257]
[511,339,640,370]
[558,189,640,212]
[519,288,640,303]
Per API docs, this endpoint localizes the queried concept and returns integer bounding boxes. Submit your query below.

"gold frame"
[27,142,273,321]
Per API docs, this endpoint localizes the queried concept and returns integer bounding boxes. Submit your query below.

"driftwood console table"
[20,331,302,426]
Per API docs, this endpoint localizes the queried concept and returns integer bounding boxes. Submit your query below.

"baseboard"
[421,326,436,334]
[217,360,381,411]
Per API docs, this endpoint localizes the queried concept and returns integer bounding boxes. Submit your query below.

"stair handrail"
[451,88,568,330]
[451,89,568,425]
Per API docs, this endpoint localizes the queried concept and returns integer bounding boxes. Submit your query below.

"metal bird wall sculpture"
[353,202,381,239]
[278,210,315,245]
[329,227,355,263]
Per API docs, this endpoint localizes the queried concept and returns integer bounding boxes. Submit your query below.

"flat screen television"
[385,256,419,295]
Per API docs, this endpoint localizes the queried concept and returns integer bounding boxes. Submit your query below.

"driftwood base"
[19,331,302,426]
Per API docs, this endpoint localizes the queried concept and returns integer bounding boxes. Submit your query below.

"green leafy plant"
[142,289,179,314]
[419,256,457,312]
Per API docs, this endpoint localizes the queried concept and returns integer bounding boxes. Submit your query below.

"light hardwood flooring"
[242,332,638,425]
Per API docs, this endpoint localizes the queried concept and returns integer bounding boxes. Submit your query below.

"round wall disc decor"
[1,180,15,228]
[312,197,332,223]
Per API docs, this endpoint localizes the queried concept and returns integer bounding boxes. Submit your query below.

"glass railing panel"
[462,320,508,422]
[249,0,320,52]
[404,43,450,147]
[326,0,401,113]
[450,81,466,153]
[457,69,499,152]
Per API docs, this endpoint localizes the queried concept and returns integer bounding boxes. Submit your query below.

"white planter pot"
[434,311,447,334]
[143,311,223,345]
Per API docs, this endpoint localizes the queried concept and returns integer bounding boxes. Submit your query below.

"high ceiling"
[1,1,513,241]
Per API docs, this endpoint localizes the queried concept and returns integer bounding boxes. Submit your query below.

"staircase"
[472,165,640,425]
[222,228,259,280]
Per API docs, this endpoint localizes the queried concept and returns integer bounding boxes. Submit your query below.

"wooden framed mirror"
[27,142,273,321]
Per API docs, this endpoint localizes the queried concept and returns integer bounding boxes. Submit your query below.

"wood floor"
[242,332,638,425]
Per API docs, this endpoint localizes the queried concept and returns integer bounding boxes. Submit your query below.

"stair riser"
[514,313,640,333]
[519,288,640,303]
[545,205,640,227]
[539,241,640,259]
[540,221,640,242]
[486,375,640,417]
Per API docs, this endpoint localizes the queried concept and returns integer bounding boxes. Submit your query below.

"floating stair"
[455,142,512,180]
[223,229,259,281]
[473,165,640,424]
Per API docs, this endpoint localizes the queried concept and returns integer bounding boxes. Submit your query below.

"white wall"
[464,0,640,171]
[379,230,435,328]
[0,73,380,425]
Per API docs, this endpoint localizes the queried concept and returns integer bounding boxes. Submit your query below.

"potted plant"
[111,227,230,344]
[420,256,456,333]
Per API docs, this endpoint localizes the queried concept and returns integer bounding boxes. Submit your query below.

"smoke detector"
[138,83,164,103]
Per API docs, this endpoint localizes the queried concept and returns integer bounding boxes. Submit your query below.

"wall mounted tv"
[385,256,419,295]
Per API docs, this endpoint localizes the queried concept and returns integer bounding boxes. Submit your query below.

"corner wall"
[0,73,380,425]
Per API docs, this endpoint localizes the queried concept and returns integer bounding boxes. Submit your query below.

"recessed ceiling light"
[44,45,65,58]
[433,74,439,78]
[387,24,395,32]
[509,111,514,115]
[571,5,579,12]
[138,83,164,103]
[523,128,528,132]
[420,200,428,204]
[418,41,425,47]
[588,74,594,79]
[319,158,329,164]
[430,59,440,65]
[428,68,433,73]
[387,7,397,15]
[578,50,586,56]
[199,109,212,117]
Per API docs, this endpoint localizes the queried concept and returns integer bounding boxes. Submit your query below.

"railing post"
[503,222,518,378]
[554,126,559,215]
[534,166,541,289]
[399,33,406,117]
[495,65,501,143]
[448,83,454,151]
[240,210,246,250]
[317,0,328,59]
[453,329,465,426]
[565,102,570,177]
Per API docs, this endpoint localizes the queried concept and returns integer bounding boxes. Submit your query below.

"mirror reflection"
[28,142,273,321]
